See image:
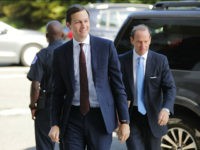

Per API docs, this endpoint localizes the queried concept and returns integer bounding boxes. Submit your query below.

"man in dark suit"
[119,24,176,150]
[48,5,130,150]
[27,20,65,150]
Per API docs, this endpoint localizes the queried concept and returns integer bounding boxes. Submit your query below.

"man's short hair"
[66,4,90,23]
[130,24,151,37]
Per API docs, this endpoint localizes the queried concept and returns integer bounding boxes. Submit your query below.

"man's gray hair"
[130,24,151,37]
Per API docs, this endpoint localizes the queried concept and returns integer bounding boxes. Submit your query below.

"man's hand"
[117,123,130,143]
[48,125,60,143]
[30,109,37,120]
[158,109,169,126]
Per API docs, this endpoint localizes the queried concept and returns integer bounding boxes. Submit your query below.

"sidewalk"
[0,111,126,150]
[0,67,126,150]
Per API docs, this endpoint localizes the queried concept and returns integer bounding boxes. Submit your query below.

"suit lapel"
[64,40,75,91]
[145,51,153,79]
[126,51,134,98]
[90,36,97,86]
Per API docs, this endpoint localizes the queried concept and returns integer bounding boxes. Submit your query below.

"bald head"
[46,20,64,43]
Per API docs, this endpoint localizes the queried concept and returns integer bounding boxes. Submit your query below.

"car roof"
[153,1,200,10]
[126,10,200,19]
[85,3,152,10]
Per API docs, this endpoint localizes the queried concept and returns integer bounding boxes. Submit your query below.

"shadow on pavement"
[24,143,60,150]
[24,147,35,150]
[111,137,126,150]
[23,137,126,150]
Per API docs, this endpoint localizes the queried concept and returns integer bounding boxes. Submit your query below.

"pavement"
[0,66,127,150]
[0,111,126,150]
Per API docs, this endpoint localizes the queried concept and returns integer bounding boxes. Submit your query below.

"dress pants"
[126,106,161,150]
[62,106,112,150]
[35,108,55,150]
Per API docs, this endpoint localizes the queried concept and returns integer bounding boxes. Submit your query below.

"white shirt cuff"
[162,108,170,115]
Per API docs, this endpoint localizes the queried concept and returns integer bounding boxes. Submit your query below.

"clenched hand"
[48,125,60,143]
[158,109,169,126]
[117,123,130,143]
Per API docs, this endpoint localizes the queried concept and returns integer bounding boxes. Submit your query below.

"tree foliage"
[0,1,68,29]
[0,0,178,30]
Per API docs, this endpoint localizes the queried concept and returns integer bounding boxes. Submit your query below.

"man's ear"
[130,36,134,42]
[46,33,49,42]
[66,22,71,29]
[61,32,65,39]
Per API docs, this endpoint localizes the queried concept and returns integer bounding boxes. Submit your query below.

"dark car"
[85,3,152,40]
[114,1,200,149]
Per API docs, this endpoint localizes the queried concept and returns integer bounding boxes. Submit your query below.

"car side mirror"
[0,29,7,35]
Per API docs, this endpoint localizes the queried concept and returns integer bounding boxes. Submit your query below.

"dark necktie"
[79,43,90,115]
[137,57,146,115]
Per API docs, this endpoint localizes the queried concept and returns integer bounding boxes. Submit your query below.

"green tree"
[0,0,183,30]
[0,1,67,29]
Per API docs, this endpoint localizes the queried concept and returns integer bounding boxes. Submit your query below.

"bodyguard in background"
[119,24,176,150]
[48,4,130,150]
[27,20,65,150]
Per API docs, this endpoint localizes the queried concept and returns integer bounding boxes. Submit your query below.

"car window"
[116,18,200,71]
[110,11,118,27]
[96,9,131,29]
[97,11,107,28]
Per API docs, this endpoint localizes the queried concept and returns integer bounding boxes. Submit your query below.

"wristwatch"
[29,103,37,110]
[120,120,130,124]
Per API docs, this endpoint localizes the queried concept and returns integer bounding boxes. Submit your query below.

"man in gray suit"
[119,24,176,150]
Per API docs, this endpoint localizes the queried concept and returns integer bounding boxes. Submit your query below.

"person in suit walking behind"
[27,20,65,150]
[48,4,130,150]
[119,24,176,150]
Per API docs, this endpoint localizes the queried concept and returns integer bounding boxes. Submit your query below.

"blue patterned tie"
[137,57,146,115]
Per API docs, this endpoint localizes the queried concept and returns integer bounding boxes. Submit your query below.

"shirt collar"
[133,49,148,60]
[73,34,90,47]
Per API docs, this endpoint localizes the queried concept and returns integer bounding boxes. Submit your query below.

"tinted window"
[116,18,200,71]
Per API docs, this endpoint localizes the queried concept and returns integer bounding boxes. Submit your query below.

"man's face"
[130,29,151,56]
[67,10,90,42]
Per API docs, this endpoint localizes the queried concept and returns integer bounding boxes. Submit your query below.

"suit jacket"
[51,35,129,136]
[119,50,176,138]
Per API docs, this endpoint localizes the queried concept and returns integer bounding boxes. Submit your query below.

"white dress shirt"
[72,35,99,107]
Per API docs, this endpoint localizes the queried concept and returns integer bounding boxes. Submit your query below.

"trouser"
[126,106,161,150]
[62,106,112,150]
[35,108,55,150]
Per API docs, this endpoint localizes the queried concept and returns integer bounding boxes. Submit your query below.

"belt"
[130,106,147,118]
[71,105,100,111]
